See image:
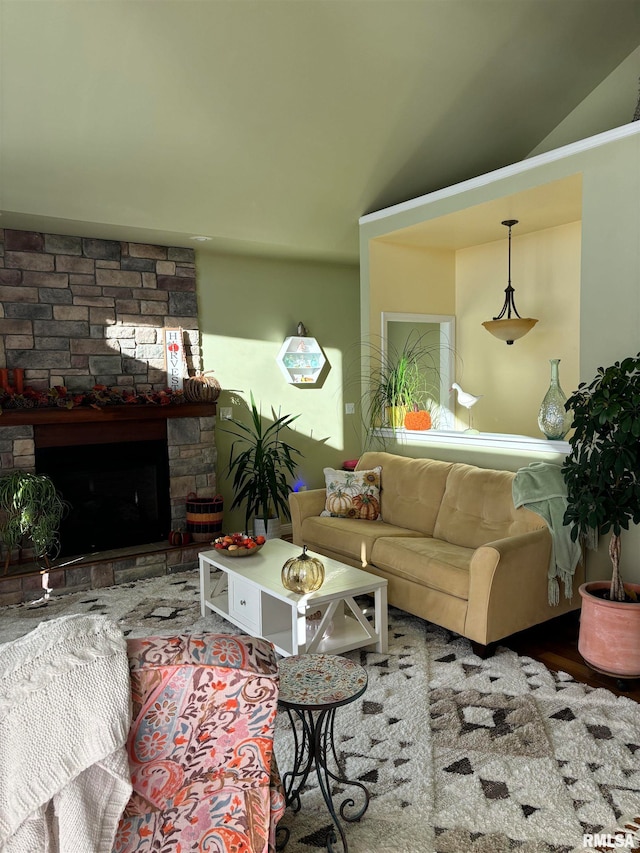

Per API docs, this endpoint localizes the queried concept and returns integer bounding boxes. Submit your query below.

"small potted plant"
[0,470,69,573]
[362,331,443,441]
[221,392,302,539]
[562,352,640,680]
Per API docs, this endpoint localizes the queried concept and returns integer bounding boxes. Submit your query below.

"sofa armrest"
[289,488,327,546]
[464,527,561,645]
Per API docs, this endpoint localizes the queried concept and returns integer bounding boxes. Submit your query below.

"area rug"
[1,570,639,852]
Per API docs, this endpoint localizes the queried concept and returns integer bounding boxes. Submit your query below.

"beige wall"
[364,223,581,437]
[197,251,361,533]
[367,240,455,348]
[455,222,581,434]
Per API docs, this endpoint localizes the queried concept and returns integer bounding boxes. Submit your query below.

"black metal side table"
[276,654,371,853]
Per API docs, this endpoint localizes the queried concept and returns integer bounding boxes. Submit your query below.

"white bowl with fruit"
[212,533,266,557]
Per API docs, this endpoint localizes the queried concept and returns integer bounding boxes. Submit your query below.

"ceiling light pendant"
[482,219,538,345]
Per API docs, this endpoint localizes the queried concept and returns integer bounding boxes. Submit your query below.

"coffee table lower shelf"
[203,587,383,657]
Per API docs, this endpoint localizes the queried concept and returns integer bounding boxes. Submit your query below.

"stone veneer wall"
[0,227,200,389]
[0,228,218,599]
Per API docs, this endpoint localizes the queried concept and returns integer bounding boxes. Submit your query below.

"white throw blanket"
[0,614,132,853]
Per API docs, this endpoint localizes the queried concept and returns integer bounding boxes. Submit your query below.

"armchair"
[114,632,285,853]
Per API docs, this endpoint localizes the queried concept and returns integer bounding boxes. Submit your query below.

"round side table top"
[278,654,368,711]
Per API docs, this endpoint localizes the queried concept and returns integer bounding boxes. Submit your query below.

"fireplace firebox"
[34,420,171,557]
[36,437,171,558]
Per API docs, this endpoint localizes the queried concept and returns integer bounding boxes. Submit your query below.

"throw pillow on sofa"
[320,466,382,520]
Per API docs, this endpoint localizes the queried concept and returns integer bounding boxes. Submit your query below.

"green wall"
[197,251,361,534]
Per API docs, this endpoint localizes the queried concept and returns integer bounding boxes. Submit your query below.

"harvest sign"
[164,328,186,391]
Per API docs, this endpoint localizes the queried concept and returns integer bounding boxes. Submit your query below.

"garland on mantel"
[0,384,187,413]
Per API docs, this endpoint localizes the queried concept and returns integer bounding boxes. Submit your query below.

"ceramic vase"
[537,358,571,440]
[385,405,407,428]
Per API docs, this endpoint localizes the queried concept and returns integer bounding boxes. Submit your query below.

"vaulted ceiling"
[2,0,640,262]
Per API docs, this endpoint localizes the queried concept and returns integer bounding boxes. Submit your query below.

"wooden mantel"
[0,402,217,427]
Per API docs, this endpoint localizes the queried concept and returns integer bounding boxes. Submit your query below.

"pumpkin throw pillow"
[320,467,382,520]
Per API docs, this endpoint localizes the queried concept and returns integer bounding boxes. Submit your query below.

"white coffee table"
[198,539,388,657]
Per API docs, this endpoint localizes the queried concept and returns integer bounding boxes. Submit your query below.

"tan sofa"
[290,451,583,652]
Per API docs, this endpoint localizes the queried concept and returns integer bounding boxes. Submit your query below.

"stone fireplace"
[0,228,218,604]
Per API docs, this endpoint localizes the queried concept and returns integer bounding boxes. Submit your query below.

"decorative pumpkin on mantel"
[184,371,221,403]
[169,529,192,547]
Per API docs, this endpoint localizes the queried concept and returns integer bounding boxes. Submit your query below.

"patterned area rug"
[1,570,639,852]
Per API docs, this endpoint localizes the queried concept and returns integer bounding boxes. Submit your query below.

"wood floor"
[501,610,640,703]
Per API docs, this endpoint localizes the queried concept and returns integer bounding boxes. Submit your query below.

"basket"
[185,493,224,541]
[184,371,221,403]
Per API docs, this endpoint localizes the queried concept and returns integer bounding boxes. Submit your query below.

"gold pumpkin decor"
[281,545,325,593]
[184,371,221,403]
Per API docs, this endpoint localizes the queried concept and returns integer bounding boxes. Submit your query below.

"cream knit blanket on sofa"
[0,614,132,853]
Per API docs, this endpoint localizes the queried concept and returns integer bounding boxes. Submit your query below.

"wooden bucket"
[185,493,224,541]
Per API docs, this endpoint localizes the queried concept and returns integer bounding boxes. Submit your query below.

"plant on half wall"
[562,352,640,601]
[355,330,447,445]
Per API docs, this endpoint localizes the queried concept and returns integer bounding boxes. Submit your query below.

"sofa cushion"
[301,515,423,565]
[321,466,382,520]
[371,536,473,599]
[357,451,453,535]
[433,462,546,549]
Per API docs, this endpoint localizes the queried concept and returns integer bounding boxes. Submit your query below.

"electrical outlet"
[345,402,355,415]
[219,407,233,420]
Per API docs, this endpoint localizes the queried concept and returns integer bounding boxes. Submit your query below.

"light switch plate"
[219,407,233,420]
[345,402,355,415]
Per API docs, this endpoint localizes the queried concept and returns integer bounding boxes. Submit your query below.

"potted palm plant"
[363,331,443,440]
[561,352,640,681]
[221,392,302,539]
[0,470,69,574]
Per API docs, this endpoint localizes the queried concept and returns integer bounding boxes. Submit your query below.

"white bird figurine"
[450,383,483,432]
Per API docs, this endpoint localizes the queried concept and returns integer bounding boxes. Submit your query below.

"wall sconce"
[482,219,538,345]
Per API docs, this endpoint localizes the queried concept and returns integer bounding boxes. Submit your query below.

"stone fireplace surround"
[0,228,218,604]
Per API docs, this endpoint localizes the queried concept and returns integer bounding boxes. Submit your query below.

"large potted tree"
[562,352,640,681]
[222,393,302,540]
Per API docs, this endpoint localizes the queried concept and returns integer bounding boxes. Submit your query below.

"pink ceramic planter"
[578,581,640,679]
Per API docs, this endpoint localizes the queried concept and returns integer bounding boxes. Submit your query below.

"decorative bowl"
[223,543,264,558]
[211,534,265,557]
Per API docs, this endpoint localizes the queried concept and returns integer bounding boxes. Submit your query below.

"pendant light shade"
[482,220,538,345]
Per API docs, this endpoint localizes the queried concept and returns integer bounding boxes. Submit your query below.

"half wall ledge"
[376,428,570,456]
[374,429,571,473]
